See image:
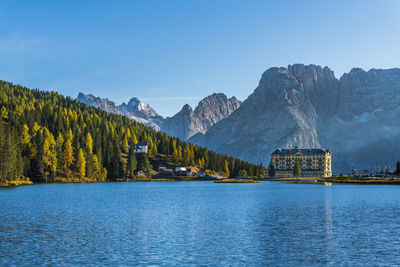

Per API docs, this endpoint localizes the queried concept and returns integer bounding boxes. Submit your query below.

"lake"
[1,181,400,266]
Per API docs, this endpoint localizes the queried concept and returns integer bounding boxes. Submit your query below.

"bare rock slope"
[189,64,400,172]
[161,93,241,140]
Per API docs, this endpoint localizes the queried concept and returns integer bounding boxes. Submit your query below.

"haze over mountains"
[77,64,400,173]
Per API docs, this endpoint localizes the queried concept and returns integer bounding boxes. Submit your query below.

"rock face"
[322,67,400,172]
[161,93,241,140]
[76,93,164,130]
[189,64,400,173]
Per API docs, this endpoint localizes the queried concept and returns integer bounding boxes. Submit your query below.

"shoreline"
[0,177,216,187]
[266,177,400,185]
[4,177,400,188]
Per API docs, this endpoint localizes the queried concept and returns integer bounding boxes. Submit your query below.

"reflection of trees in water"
[324,187,333,263]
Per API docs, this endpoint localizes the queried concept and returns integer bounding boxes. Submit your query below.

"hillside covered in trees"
[0,80,264,183]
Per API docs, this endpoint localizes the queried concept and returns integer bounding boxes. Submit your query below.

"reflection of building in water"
[270,147,332,177]
[324,187,333,259]
[325,188,333,235]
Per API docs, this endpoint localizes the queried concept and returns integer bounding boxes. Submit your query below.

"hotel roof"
[135,142,148,147]
[272,148,330,154]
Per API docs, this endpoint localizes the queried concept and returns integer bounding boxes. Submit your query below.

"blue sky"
[0,0,399,116]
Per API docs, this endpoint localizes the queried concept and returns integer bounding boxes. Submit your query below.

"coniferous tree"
[29,131,45,181]
[396,161,400,175]
[268,161,275,177]
[85,132,94,179]
[293,159,302,177]
[42,127,57,181]
[0,123,20,182]
[137,153,151,174]
[126,146,137,179]
[62,138,74,177]
[92,154,101,180]
[76,148,86,179]
[0,80,260,183]
[110,142,123,179]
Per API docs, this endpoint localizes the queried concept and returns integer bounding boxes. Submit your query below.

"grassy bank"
[266,176,400,185]
[0,180,33,187]
[215,179,260,183]
[320,178,400,185]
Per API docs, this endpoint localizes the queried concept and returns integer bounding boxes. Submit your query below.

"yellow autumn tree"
[92,154,101,180]
[42,127,58,181]
[85,132,93,153]
[21,124,31,145]
[62,139,74,177]
[76,148,86,179]
[224,160,230,178]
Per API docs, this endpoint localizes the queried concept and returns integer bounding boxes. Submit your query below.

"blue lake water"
[1,181,400,266]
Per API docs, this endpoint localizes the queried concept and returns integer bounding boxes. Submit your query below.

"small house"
[186,167,200,176]
[175,167,187,176]
[158,167,174,176]
[134,142,148,153]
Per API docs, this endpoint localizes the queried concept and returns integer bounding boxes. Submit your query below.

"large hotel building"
[270,147,332,178]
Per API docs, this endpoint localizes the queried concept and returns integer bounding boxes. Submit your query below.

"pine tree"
[92,154,101,180]
[21,124,31,145]
[268,161,275,177]
[85,132,93,153]
[62,139,74,177]
[178,145,182,163]
[183,144,190,165]
[55,132,64,175]
[122,135,129,153]
[85,133,94,179]
[29,130,45,181]
[172,140,178,162]
[126,146,137,179]
[131,133,138,146]
[293,159,302,177]
[76,148,86,179]
[21,124,31,177]
[137,153,151,174]
[396,161,400,175]
[110,142,123,179]
[42,127,57,181]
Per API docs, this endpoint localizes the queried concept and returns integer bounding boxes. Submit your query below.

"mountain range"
[77,64,400,173]
[76,93,165,130]
[77,92,241,138]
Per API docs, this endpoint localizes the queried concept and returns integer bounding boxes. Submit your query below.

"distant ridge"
[76,93,165,130]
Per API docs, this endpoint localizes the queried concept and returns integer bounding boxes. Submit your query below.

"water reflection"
[324,186,333,264]
[1,182,400,265]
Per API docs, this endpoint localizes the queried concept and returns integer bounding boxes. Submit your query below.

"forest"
[0,80,264,183]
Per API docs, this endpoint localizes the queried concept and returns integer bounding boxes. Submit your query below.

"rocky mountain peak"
[189,64,400,173]
[181,104,193,113]
[76,93,164,130]
[161,93,241,140]
[288,64,336,81]
[125,97,159,118]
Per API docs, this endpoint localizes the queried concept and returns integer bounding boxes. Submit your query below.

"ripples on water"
[1,182,400,266]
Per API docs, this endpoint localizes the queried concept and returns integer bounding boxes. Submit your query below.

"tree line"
[0,80,264,183]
